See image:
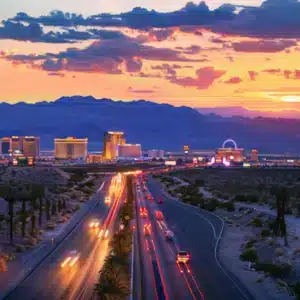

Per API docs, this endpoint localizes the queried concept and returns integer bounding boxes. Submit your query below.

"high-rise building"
[250,149,259,162]
[11,136,24,153]
[54,137,88,159]
[10,136,40,157]
[117,144,142,159]
[23,136,40,157]
[103,131,126,160]
[148,149,164,159]
[0,137,11,155]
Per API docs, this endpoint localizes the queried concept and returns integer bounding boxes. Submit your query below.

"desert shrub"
[275,247,285,256]
[225,201,235,212]
[254,262,291,279]
[251,217,263,227]
[240,248,258,262]
[293,281,300,299]
[261,229,271,237]
[15,244,26,253]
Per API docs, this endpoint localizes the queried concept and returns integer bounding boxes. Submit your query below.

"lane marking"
[152,182,251,300]
[5,179,107,294]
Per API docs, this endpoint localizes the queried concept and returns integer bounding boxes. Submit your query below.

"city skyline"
[1,0,300,115]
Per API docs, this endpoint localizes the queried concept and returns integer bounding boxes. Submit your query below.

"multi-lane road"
[4,173,126,300]
[133,175,254,300]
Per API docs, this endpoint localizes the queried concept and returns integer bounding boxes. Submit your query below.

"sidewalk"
[0,179,108,299]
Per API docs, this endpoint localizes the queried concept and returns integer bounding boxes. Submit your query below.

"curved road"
[147,176,254,300]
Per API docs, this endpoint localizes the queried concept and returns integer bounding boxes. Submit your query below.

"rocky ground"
[0,167,99,272]
[0,167,70,185]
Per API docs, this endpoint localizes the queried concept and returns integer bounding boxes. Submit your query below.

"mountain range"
[196,107,300,119]
[0,96,300,153]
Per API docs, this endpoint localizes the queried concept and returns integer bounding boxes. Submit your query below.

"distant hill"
[196,106,300,119]
[0,96,300,153]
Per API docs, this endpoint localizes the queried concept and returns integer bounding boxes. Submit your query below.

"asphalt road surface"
[134,177,205,300]
[4,174,126,300]
[144,176,254,300]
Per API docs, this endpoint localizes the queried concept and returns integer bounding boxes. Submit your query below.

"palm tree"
[0,184,18,244]
[45,196,51,221]
[95,255,130,299]
[30,213,37,237]
[51,200,57,216]
[57,198,63,214]
[20,196,28,238]
[32,184,45,227]
[109,232,131,258]
[274,186,289,246]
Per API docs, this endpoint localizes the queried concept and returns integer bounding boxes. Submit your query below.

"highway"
[135,176,253,300]
[147,176,253,300]
[4,173,126,300]
[134,176,204,300]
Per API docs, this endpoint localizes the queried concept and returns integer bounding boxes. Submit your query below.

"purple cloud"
[169,66,226,89]
[3,35,201,75]
[232,40,297,53]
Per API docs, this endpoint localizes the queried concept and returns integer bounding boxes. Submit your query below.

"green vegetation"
[240,248,258,262]
[95,176,134,299]
[261,229,272,237]
[293,281,300,299]
[254,262,291,279]
[251,217,263,227]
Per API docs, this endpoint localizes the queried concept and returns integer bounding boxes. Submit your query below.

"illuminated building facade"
[117,144,142,159]
[250,149,259,162]
[10,136,40,157]
[216,139,244,163]
[0,137,11,155]
[11,136,24,153]
[54,137,88,159]
[208,139,244,167]
[148,149,164,159]
[12,150,35,166]
[23,136,40,157]
[103,131,126,160]
[86,154,103,164]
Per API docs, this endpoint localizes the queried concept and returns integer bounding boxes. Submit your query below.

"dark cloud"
[125,58,142,72]
[8,1,300,38]
[147,29,175,41]
[3,35,201,75]
[12,11,86,27]
[232,40,297,53]
[213,0,300,38]
[9,2,235,30]
[210,37,227,44]
[169,66,226,89]
[179,26,203,36]
[224,76,242,84]
[0,20,71,43]
[0,20,127,43]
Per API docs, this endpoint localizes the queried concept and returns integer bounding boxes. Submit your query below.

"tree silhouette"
[0,184,18,244]
[274,187,289,246]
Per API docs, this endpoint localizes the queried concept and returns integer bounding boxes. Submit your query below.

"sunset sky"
[1,0,300,113]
